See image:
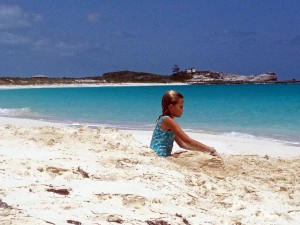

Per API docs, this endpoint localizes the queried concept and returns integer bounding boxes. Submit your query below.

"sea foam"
[0,107,40,119]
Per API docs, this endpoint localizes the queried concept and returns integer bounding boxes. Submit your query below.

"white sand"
[0,117,299,224]
[0,82,187,90]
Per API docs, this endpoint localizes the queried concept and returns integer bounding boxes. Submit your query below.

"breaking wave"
[0,107,42,119]
[223,131,256,139]
[223,131,300,146]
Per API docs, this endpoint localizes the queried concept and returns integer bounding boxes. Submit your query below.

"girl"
[150,90,219,157]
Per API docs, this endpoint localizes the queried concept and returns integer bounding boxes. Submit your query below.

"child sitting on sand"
[150,90,219,157]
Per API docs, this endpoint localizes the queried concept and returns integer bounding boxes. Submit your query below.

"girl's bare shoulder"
[162,116,180,129]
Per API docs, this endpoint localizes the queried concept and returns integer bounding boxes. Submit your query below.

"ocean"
[0,84,299,146]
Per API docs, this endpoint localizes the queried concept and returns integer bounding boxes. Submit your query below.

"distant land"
[0,70,299,86]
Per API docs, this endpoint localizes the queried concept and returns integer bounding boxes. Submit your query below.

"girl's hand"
[210,148,220,157]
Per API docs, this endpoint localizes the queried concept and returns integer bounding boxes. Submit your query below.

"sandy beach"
[0,117,299,225]
[0,82,187,90]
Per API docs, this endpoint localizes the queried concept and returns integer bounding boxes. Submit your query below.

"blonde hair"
[159,90,184,119]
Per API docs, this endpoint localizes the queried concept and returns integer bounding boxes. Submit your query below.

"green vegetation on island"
[0,69,299,86]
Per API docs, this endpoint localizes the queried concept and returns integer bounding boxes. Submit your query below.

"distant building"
[31,74,48,78]
[186,67,196,74]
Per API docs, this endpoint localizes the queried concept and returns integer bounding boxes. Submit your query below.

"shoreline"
[0,116,300,158]
[1,116,299,158]
[0,81,299,90]
[1,116,299,224]
[1,83,299,147]
[129,129,300,158]
[0,82,188,90]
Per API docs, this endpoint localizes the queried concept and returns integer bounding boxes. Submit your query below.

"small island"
[0,69,299,86]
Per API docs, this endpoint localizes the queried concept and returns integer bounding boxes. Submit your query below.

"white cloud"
[219,29,230,35]
[0,31,31,44]
[55,41,86,56]
[0,4,42,29]
[87,13,100,23]
[33,39,88,56]
[32,13,43,23]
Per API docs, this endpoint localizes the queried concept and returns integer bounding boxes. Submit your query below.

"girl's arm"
[162,117,219,156]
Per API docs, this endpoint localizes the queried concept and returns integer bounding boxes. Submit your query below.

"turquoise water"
[0,84,299,145]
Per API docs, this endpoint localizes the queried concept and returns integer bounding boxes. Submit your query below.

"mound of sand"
[0,122,299,224]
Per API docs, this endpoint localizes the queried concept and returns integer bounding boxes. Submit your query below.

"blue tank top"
[150,116,175,157]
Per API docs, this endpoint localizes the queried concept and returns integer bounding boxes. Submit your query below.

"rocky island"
[0,70,298,86]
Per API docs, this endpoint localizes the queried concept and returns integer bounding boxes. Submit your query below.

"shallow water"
[0,84,299,145]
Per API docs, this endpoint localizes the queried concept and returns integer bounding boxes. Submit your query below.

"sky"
[0,0,299,80]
